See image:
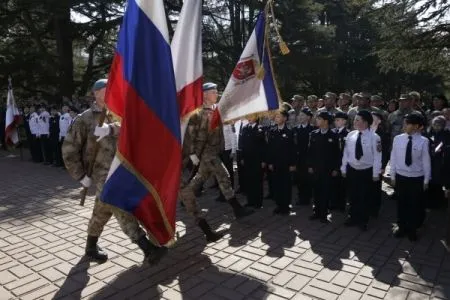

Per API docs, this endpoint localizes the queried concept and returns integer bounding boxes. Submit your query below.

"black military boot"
[136,235,168,265]
[197,218,223,243]
[215,192,227,203]
[229,197,254,219]
[85,235,108,262]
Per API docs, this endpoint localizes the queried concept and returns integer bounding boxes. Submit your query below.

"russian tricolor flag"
[101,0,181,246]
[171,0,203,144]
[212,11,279,127]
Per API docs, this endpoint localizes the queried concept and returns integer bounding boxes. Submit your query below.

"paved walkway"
[1,152,450,300]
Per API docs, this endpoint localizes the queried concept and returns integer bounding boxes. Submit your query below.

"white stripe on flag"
[218,20,270,122]
[171,0,203,92]
[106,156,121,181]
[135,0,170,43]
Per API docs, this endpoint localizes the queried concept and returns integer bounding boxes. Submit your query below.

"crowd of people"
[2,87,450,255]
[186,90,450,242]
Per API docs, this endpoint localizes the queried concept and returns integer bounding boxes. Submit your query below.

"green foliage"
[0,0,447,104]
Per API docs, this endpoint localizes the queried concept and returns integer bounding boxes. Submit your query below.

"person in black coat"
[426,116,450,209]
[265,107,297,215]
[23,107,33,158]
[240,114,266,208]
[307,111,341,223]
[371,111,391,217]
[293,108,315,205]
[331,111,350,211]
[49,106,61,166]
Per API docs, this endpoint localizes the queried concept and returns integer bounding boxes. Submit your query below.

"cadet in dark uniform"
[240,114,266,208]
[443,127,450,203]
[391,112,431,241]
[332,111,350,211]
[371,111,391,217]
[49,106,60,166]
[425,116,449,209]
[23,107,34,159]
[307,111,340,222]
[266,107,297,215]
[341,111,382,231]
[262,111,276,200]
[293,108,315,206]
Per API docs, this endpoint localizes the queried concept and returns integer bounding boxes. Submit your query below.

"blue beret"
[92,79,108,91]
[202,82,217,91]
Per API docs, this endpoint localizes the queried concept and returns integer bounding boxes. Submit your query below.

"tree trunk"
[53,1,74,101]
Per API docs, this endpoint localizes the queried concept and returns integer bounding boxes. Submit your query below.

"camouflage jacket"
[388,108,420,139]
[62,104,120,183]
[183,106,224,162]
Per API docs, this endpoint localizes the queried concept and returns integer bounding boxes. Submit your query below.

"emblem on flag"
[211,3,289,129]
[232,56,256,83]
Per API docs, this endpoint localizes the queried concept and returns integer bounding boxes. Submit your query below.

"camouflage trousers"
[87,198,145,243]
[180,157,235,218]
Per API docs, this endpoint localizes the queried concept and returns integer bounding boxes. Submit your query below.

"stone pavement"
[1,152,450,300]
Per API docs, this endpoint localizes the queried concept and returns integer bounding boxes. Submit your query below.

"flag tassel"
[268,0,290,55]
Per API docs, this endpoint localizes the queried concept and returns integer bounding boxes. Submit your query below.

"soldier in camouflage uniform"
[62,79,166,264]
[388,94,421,141]
[316,92,342,129]
[347,92,382,129]
[181,82,254,243]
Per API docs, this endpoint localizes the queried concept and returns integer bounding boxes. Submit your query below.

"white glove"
[80,175,92,188]
[94,124,111,142]
[190,154,200,166]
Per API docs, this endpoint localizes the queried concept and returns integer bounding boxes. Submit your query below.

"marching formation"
[180,85,450,244]
[6,79,450,265]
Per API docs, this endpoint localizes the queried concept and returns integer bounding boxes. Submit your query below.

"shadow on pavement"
[88,220,271,299]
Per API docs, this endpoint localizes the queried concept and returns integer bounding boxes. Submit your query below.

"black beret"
[405,112,425,126]
[356,110,373,126]
[300,107,313,117]
[334,111,348,120]
[371,111,384,121]
[317,111,333,122]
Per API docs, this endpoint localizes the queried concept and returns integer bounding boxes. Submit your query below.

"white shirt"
[223,124,237,153]
[341,129,382,177]
[390,133,431,184]
[59,112,72,139]
[29,112,40,135]
[38,111,50,135]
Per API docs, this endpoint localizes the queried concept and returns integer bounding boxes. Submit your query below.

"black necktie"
[405,136,412,166]
[355,132,363,160]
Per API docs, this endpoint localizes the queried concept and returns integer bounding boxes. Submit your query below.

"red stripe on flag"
[107,53,181,244]
[105,55,126,119]
[178,76,203,119]
[134,194,172,244]
[115,87,181,242]
[210,108,222,130]
[4,123,17,145]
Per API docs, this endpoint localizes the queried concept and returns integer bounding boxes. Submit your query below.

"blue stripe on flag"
[116,0,180,141]
[255,13,279,110]
[101,164,148,212]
